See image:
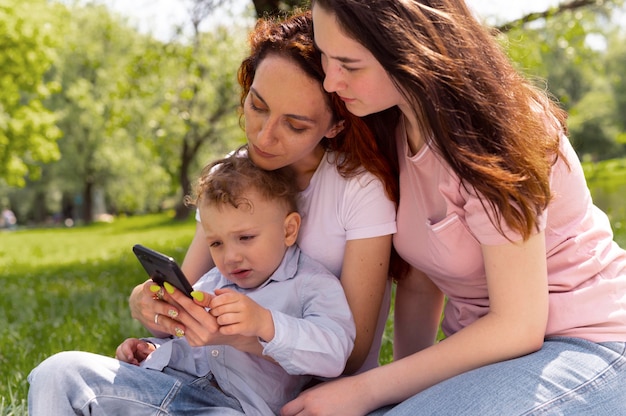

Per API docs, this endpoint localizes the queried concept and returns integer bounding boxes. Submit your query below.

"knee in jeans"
[29,351,92,386]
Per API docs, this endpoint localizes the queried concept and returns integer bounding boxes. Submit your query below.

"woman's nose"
[256,117,279,147]
[323,62,344,93]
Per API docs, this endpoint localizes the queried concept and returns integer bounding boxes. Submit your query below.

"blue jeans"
[369,337,626,415]
[27,351,244,415]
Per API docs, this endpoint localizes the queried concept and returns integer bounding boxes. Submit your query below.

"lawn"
[0,213,196,415]
[2,200,626,415]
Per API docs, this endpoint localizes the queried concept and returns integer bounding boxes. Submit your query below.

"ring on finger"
[154,313,160,325]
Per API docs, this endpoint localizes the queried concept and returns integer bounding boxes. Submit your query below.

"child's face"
[199,190,299,289]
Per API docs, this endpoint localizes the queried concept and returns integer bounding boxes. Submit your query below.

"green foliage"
[1,2,249,223]
[126,23,248,218]
[501,3,626,162]
[583,157,626,223]
[41,4,174,220]
[606,28,626,132]
[0,0,63,187]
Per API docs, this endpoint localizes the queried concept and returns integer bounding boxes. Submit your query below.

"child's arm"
[259,272,356,378]
[209,279,355,378]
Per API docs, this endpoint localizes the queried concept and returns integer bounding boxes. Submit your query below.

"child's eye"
[209,241,222,248]
[240,235,255,241]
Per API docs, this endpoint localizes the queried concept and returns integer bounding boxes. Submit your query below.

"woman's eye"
[249,101,265,112]
[288,123,307,133]
[240,235,255,241]
[248,97,267,112]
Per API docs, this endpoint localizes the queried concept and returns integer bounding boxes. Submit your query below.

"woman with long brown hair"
[281,1,626,414]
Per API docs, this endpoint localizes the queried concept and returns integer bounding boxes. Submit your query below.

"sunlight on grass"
[0,213,195,415]
[2,201,626,414]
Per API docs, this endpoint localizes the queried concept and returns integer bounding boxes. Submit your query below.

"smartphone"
[132,244,194,298]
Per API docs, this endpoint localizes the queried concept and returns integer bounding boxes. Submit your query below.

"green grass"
[0,213,196,415]
[3,198,626,415]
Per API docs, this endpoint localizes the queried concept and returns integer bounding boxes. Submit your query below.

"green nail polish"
[174,327,185,337]
[149,285,161,293]
[168,309,178,318]
[163,282,175,294]
[191,291,204,301]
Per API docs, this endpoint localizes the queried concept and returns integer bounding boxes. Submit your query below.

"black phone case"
[132,244,194,298]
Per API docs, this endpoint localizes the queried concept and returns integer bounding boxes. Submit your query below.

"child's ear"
[284,212,301,246]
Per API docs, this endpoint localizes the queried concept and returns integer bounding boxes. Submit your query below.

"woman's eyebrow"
[250,87,269,107]
[250,87,316,123]
[314,40,361,64]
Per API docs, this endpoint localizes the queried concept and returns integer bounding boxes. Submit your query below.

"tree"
[127,3,247,220]
[43,4,172,223]
[500,0,625,161]
[0,0,62,187]
[496,0,623,33]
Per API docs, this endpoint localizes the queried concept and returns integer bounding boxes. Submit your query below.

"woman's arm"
[340,235,392,374]
[180,221,215,281]
[281,231,549,415]
[364,231,549,407]
[129,221,215,336]
[394,266,444,360]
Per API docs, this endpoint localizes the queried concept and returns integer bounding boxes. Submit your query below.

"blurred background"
[2,0,626,228]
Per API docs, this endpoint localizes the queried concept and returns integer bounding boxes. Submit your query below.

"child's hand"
[115,338,156,366]
[209,288,275,342]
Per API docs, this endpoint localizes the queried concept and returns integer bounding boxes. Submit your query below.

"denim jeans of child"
[28,350,244,415]
[369,337,626,416]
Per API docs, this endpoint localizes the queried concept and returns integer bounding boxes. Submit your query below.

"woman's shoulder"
[312,152,394,211]
[321,151,377,184]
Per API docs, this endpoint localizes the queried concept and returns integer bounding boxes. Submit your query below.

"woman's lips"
[252,144,276,159]
[338,95,356,104]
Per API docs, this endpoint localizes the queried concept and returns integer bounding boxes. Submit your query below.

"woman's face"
[312,5,404,117]
[244,54,342,174]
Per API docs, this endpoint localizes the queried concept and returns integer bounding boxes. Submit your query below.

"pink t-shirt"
[394,125,626,342]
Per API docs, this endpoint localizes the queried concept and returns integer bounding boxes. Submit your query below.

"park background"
[2,0,626,414]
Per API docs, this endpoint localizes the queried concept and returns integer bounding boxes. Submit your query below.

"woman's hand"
[129,280,182,338]
[281,376,373,416]
[115,338,156,366]
[129,222,214,337]
[166,284,268,357]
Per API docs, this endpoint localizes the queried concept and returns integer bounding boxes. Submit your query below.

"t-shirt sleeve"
[462,183,547,246]
[342,172,397,241]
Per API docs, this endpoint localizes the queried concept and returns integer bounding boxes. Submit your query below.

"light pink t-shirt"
[394,125,626,342]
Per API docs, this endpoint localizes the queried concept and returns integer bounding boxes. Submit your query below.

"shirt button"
[211,349,219,357]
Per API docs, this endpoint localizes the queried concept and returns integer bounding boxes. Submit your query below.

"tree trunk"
[82,181,94,224]
[174,142,193,221]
